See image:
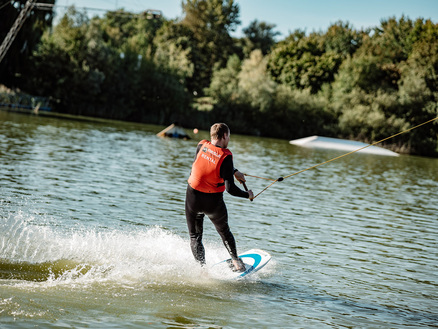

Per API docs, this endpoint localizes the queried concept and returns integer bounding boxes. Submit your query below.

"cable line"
[0,0,35,64]
[251,116,438,200]
[0,1,162,63]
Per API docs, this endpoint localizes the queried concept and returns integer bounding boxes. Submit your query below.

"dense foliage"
[1,0,437,155]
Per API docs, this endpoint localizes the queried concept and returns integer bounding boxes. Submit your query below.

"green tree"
[205,54,241,102]
[27,7,190,124]
[267,25,354,93]
[238,49,276,112]
[207,50,276,115]
[397,20,438,155]
[27,8,107,114]
[331,17,438,155]
[181,0,240,94]
[268,85,335,138]
[100,9,163,56]
[241,19,280,56]
[324,21,366,56]
[153,20,195,80]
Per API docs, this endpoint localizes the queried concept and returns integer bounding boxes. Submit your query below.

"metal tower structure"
[0,0,36,64]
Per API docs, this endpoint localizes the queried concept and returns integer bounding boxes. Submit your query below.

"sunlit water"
[1,110,437,328]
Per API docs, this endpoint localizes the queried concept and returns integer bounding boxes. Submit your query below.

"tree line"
[1,0,437,156]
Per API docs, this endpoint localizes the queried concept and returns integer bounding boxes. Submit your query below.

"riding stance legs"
[185,185,238,265]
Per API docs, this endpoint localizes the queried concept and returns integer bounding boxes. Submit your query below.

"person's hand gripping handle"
[234,170,253,201]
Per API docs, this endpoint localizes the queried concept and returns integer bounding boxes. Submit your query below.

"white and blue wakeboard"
[210,249,271,280]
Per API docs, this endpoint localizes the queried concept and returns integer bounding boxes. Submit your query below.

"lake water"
[1,110,437,328]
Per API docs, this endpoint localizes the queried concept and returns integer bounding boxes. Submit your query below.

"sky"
[54,0,438,39]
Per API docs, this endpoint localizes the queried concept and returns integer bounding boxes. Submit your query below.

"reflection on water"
[1,110,437,328]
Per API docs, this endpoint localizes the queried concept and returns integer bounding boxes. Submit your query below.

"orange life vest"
[188,140,232,193]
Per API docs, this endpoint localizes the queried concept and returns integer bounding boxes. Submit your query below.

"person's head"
[210,123,230,147]
[210,123,230,140]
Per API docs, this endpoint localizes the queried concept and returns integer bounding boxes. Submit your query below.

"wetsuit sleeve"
[194,143,202,161]
[220,155,249,198]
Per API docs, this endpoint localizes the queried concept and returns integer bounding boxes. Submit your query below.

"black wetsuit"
[185,143,249,265]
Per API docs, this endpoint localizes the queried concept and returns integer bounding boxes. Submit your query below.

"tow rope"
[245,116,438,200]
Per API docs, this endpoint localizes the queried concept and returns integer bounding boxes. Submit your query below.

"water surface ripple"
[1,111,437,328]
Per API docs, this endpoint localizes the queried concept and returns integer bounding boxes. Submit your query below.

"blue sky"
[55,0,438,39]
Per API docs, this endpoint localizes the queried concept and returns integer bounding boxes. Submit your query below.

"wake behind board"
[210,249,271,280]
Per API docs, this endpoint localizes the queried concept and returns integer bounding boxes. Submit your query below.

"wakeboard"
[210,249,271,280]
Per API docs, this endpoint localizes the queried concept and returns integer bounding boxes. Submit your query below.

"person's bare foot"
[232,258,245,272]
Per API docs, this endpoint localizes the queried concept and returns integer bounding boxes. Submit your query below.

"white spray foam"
[1,212,240,287]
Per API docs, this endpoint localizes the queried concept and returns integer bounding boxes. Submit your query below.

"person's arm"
[233,168,246,183]
[221,156,250,198]
[194,143,202,160]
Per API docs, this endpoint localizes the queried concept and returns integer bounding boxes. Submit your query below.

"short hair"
[210,123,230,140]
